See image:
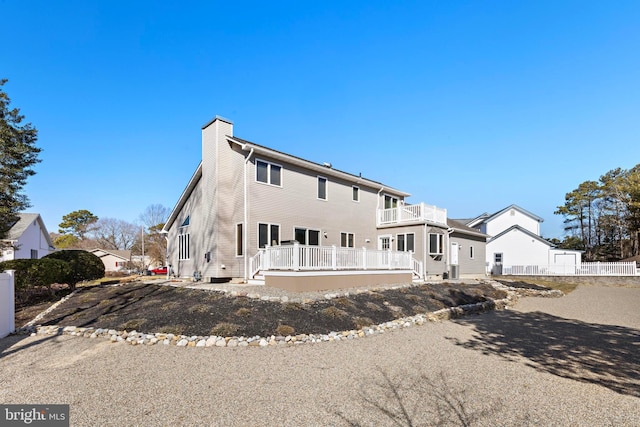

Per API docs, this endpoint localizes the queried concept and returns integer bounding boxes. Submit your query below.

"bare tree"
[92,218,138,250]
[138,204,171,265]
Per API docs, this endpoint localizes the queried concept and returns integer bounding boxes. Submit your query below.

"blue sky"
[3,1,640,238]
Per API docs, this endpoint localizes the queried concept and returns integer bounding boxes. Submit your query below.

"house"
[163,116,487,290]
[462,204,582,275]
[0,213,55,262]
[88,248,132,272]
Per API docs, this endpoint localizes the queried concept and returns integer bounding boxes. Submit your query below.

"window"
[258,223,280,248]
[384,195,398,209]
[494,253,503,264]
[30,249,38,259]
[295,227,320,245]
[256,159,282,186]
[469,245,474,259]
[178,233,190,260]
[236,224,243,256]
[428,233,444,255]
[396,233,415,252]
[341,232,355,248]
[180,216,190,227]
[352,186,359,202]
[317,176,327,200]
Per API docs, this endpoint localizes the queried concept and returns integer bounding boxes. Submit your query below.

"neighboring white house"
[88,249,132,272]
[463,205,582,275]
[0,213,55,262]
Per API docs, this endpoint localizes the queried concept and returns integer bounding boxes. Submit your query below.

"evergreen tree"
[0,79,41,239]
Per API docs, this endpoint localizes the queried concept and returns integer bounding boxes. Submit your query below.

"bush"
[0,259,37,291]
[44,250,104,290]
[0,258,70,294]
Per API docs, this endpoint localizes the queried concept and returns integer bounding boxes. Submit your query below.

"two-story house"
[164,116,486,290]
[463,204,582,275]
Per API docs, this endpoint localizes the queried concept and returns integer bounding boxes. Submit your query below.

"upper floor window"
[180,216,190,228]
[384,195,398,209]
[469,245,474,259]
[317,176,327,200]
[256,159,282,186]
[352,186,360,202]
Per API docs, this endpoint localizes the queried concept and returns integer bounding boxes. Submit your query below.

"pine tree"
[0,79,41,239]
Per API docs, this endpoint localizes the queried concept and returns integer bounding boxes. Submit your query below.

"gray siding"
[450,232,487,277]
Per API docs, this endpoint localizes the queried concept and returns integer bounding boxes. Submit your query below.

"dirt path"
[1,284,639,426]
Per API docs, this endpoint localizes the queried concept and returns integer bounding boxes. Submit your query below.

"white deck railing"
[250,243,422,277]
[377,202,447,226]
[502,261,638,276]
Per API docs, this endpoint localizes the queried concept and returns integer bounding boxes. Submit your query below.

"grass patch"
[234,307,252,317]
[275,324,295,336]
[210,322,240,337]
[320,306,348,319]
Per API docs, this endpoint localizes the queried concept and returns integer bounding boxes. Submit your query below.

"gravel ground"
[1,283,639,426]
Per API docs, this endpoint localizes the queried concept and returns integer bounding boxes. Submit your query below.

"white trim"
[263,270,412,277]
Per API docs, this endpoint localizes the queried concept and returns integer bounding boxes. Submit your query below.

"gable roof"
[465,204,544,228]
[89,248,132,261]
[489,224,553,247]
[164,162,202,231]
[3,213,54,248]
[447,219,488,239]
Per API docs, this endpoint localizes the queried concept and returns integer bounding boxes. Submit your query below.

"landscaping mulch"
[30,282,507,337]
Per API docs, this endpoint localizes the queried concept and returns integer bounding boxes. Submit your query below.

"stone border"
[14,281,559,348]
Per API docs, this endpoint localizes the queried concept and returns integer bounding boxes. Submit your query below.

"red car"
[149,266,168,276]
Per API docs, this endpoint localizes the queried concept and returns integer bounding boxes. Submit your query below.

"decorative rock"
[196,339,206,347]
[176,339,188,347]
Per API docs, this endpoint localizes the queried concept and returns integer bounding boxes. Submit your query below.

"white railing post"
[332,245,337,270]
[264,245,271,270]
[388,249,392,270]
[293,242,300,271]
[362,247,367,270]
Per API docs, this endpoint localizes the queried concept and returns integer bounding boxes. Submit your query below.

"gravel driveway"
[1,283,638,426]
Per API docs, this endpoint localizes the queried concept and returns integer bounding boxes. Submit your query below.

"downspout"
[377,187,384,227]
[243,145,254,281]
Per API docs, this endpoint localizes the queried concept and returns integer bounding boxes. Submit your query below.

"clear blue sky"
[3,1,640,239]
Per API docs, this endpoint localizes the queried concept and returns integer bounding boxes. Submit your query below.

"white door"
[450,242,459,265]
[378,235,391,250]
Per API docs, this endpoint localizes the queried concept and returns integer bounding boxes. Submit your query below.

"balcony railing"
[377,202,447,226]
[250,243,422,278]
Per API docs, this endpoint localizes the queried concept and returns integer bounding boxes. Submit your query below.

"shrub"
[44,250,105,290]
[0,258,70,294]
[0,259,36,291]
[275,324,295,336]
[210,322,240,337]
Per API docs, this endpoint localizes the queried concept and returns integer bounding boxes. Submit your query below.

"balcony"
[377,202,447,227]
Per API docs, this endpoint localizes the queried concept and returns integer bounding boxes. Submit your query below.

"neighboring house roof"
[463,205,544,229]
[89,248,132,261]
[447,219,488,239]
[2,213,55,248]
[488,225,553,247]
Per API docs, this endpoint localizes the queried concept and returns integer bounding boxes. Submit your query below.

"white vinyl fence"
[502,262,638,276]
[0,270,15,338]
